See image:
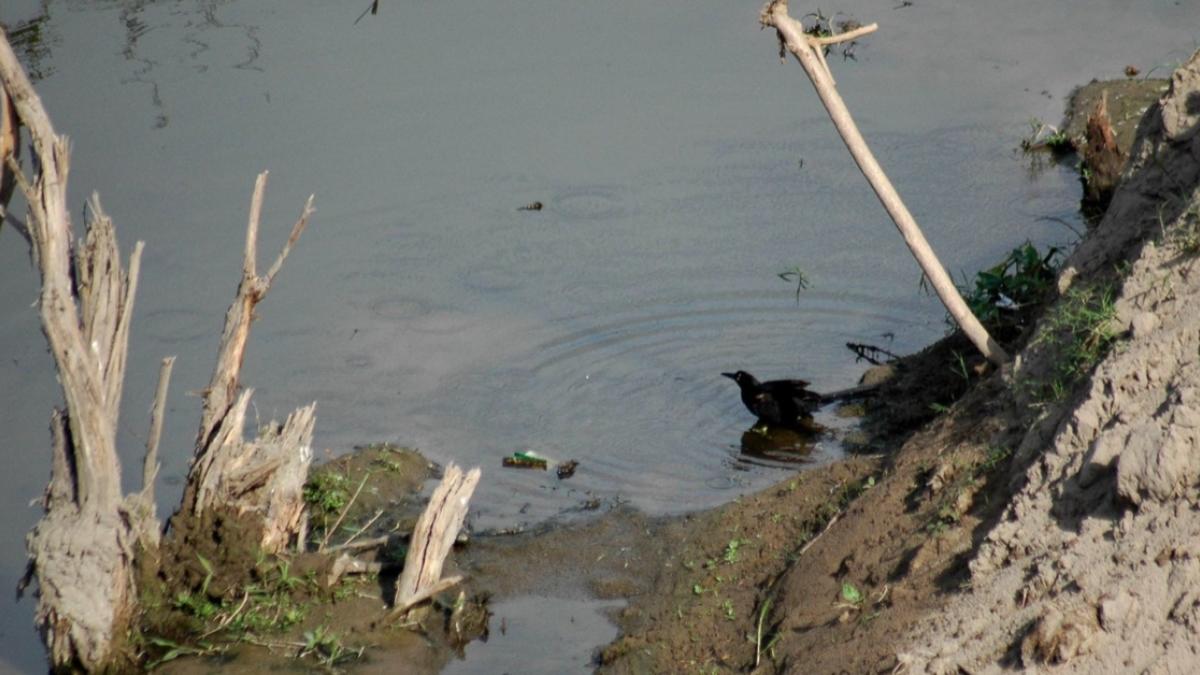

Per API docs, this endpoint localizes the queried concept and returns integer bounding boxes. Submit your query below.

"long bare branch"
[759,0,1008,365]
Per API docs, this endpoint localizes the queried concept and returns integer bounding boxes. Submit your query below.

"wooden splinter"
[392,463,481,615]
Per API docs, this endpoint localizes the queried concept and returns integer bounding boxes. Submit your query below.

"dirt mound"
[899,49,1200,673]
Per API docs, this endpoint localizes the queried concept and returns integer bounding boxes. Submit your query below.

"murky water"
[0,0,1194,670]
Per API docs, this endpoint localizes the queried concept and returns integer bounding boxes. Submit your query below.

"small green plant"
[778,266,810,303]
[722,599,736,621]
[750,597,781,667]
[301,625,362,667]
[1020,118,1073,155]
[840,581,864,607]
[950,351,971,382]
[958,242,1061,336]
[303,471,352,525]
[978,445,1013,473]
[722,539,744,564]
[172,553,219,620]
[926,501,960,534]
[144,637,223,668]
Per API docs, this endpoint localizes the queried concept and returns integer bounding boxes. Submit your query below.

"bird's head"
[722,371,759,388]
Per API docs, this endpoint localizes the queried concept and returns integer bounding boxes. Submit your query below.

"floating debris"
[502,450,548,470]
[517,201,543,211]
[556,460,579,480]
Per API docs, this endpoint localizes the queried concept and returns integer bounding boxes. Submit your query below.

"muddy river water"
[0,0,1194,671]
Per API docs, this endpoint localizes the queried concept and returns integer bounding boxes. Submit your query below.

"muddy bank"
[899,51,1200,674]
[150,59,1194,675]
[599,64,1198,675]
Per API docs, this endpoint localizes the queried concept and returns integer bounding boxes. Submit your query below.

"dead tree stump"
[3,27,317,668]
[2,32,150,666]
[164,172,316,591]
[1083,91,1125,215]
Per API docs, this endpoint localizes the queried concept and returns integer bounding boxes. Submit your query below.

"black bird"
[722,371,823,428]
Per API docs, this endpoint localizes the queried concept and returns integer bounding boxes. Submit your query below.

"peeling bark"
[174,172,316,556]
[1083,91,1125,212]
[3,26,319,668]
[394,464,481,614]
[1,32,146,667]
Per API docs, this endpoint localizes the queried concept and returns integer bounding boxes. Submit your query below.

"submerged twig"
[319,471,371,553]
[338,508,384,550]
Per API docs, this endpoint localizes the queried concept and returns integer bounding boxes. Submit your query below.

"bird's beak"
[721,372,737,380]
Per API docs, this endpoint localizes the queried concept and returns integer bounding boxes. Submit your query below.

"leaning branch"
[759,0,1008,365]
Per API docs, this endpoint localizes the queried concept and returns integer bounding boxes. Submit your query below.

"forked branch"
[760,0,1008,365]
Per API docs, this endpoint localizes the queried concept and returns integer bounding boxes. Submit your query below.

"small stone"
[1100,590,1140,634]
[859,363,896,387]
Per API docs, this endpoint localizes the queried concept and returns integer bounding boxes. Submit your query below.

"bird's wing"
[761,379,813,398]
[752,392,782,421]
[764,380,821,411]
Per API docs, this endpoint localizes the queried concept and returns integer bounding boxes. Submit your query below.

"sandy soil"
[899,50,1200,674]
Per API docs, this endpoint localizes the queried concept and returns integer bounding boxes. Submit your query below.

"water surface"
[0,0,1194,670]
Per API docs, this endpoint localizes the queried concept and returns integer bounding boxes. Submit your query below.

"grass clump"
[303,470,352,531]
[169,554,316,637]
[1029,283,1119,402]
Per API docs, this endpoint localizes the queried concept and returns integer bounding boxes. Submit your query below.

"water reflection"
[736,423,821,467]
[4,6,55,81]
[114,0,264,128]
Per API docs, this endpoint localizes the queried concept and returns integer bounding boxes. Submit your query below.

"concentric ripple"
[408,288,937,526]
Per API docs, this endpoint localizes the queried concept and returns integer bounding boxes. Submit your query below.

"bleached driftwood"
[122,355,177,552]
[759,0,1008,366]
[3,23,323,668]
[393,464,481,614]
[0,75,17,225]
[180,172,316,554]
[1,32,150,670]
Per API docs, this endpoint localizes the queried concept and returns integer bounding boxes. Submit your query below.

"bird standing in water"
[722,370,823,429]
